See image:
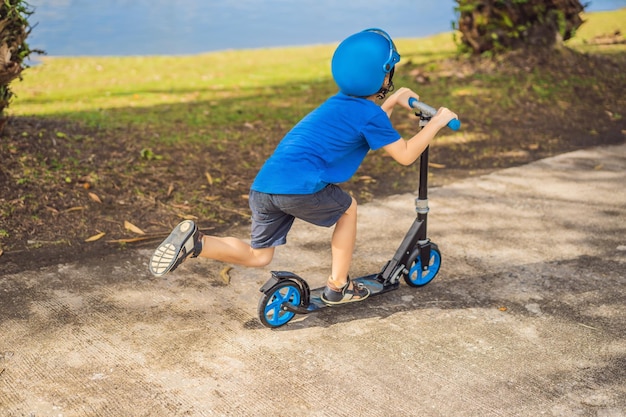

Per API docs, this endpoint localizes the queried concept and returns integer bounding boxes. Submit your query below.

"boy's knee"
[251,247,274,267]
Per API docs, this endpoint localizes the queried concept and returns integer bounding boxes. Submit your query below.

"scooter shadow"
[244,254,626,331]
[243,275,484,331]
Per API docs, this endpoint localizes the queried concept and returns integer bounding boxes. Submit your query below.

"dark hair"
[376,66,395,99]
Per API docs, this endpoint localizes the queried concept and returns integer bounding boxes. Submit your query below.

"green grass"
[9,33,458,143]
[568,7,626,52]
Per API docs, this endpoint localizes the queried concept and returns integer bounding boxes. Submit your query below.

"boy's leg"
[149,220,275,277]
[277,186,368,304]
[322,197,369,304]
[330,197,357,286]
[199,236,274,267]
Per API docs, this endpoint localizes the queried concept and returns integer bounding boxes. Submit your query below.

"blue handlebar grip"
[408,97,461,131]
[448,118,461,131]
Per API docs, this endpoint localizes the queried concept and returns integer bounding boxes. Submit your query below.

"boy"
[149,28,457,305]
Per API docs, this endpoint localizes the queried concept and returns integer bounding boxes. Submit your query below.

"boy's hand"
[381,87,419,116]
[389,87,420,110]
[432,107,458,130]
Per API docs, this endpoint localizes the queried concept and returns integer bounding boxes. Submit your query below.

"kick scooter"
[257,98,460,328]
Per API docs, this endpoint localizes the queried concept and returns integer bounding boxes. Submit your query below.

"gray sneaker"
[320,277,370,305]
[149,220,202,277]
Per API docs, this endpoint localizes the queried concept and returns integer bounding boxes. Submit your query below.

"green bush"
[0,0,43,124]
[453,0,585,55]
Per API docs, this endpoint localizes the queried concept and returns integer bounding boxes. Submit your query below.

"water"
[28,0,626,57]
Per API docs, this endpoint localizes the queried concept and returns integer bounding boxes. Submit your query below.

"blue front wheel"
[404,245,441,287]
[257,281,302,328]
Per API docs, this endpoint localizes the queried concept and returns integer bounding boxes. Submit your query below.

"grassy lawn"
[9,33,458,141]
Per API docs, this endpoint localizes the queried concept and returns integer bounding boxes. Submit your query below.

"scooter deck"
[306,274,398,311]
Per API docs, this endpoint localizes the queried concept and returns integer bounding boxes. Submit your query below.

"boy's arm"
[380,87,418,118]
[383,106,457,166]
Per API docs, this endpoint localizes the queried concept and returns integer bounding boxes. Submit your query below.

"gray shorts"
[248,184,353,249]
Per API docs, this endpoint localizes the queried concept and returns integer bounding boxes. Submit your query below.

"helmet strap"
[376,66,395,99]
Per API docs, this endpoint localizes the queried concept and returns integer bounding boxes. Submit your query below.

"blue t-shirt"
[251,93,401,194]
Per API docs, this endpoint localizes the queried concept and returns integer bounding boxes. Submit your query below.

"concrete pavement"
[1,144,625,416]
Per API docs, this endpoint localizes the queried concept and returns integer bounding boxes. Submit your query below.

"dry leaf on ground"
[124,221,145,235]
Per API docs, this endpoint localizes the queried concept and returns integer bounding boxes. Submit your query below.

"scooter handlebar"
[408,97,461,131]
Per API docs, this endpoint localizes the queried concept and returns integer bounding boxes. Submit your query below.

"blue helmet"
[331,28,401,97]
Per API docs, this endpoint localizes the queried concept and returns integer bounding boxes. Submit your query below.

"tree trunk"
[455,0,585,55]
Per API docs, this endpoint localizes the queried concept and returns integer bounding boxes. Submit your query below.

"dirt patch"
[1,48,624,274]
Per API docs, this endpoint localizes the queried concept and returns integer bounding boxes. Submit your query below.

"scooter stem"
[415,145,430,241]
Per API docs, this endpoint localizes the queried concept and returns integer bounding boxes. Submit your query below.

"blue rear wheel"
[258,281,302,328]
[404,245,441,287]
